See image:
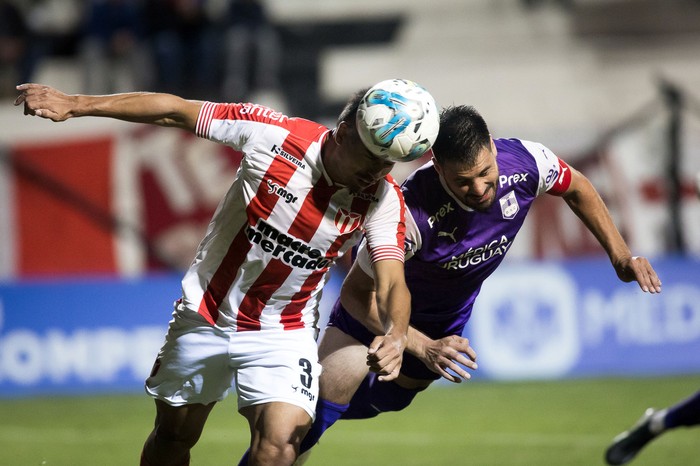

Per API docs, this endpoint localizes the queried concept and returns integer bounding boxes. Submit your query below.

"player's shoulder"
[400,160,448,222]
[495,138,556,171]
[401,160,439,200]
[210,102,327,133]
[494,137,535,166]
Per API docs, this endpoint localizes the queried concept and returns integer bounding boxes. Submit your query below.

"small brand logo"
[438,227,458,242]
[266,179,297,204]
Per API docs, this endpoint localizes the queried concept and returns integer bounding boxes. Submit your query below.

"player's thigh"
[153,399,216,443]
[318,327,371,402]
[234,329,321,419]
[146,311,236,406]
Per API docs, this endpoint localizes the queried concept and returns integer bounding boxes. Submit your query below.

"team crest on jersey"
[499,191,519,219]
[334,208,363,234]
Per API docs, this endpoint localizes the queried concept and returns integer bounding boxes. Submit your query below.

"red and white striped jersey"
[180,102,406,332]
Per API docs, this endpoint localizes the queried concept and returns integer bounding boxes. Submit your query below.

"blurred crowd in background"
[0,0,282,103]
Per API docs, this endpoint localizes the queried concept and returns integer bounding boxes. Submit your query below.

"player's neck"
[320,133,345,187]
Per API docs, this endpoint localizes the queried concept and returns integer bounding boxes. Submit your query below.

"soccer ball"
[356,79,440,162]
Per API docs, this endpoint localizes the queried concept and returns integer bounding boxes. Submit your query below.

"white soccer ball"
[356,79,440,162]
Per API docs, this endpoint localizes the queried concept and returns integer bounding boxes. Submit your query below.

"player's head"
[431,105,499,212]
[324,88,395,192]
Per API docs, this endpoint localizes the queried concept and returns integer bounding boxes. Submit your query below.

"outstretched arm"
[14,83,202,131]
[562,166,662,293]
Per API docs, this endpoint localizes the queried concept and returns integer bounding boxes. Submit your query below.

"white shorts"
[145,304,321,419]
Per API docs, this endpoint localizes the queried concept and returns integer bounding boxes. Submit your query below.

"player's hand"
[421,335,477,383]
[367,332,407,382]
[614,255,662,294]
[14,83,75,122]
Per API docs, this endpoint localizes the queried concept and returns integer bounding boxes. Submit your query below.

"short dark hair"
[431,105,491,167]
[338,87,370,127]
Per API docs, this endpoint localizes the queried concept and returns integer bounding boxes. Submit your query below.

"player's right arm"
[14,83,202,132]
[525,139,662,294]
[562,166,662,292]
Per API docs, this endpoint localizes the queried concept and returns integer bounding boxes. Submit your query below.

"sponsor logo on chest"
[266,179,298,204]
[428,201,454,228]
[270,144,307,170]
[499,172,528,188]
[246,219,332,270]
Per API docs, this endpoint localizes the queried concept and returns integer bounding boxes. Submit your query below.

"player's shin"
[298,398,349,454]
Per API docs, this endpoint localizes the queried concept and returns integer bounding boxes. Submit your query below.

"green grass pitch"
[0,375,697,465]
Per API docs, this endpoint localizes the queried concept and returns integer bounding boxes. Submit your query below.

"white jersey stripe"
[195,102,215,138]
[183,102,406,332]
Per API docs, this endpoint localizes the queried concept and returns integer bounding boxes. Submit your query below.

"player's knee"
[152,421,204,451]
[155,430,199,451]
[370,380,421,414]
[343,376,422,419]
[251,438,297,466]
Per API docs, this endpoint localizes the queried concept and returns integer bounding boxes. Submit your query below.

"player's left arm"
[367,258,410,382]
[15,83,202,131]
[341,250,478,383]
[560,166,662,293]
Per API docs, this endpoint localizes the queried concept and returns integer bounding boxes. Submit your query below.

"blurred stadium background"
[0,0,699,464]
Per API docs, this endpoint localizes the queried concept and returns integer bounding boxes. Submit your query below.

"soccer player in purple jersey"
[282,104,663,462]
[605,389,700,465]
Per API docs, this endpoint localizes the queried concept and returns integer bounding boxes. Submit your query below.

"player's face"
[330,122,395,192]
[434,141,499,212]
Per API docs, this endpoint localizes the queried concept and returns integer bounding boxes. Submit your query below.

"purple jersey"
[399,138,560,333]
[330,138,571,378]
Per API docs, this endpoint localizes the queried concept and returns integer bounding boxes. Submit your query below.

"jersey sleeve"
[519,139,572,196]
[361,178,406,265]
[357,205,421,279]
[194,102,299,150]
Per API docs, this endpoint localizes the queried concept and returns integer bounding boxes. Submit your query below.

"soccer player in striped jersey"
[293,105,662,459]
[15,83,419,466]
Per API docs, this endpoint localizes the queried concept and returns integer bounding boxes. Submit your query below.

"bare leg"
[317,327,372,403]
[239,401,312,466]
[140,399,216,466]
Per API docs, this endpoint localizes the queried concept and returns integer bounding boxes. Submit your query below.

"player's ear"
[334,121,349,145]
[432,156,444,176]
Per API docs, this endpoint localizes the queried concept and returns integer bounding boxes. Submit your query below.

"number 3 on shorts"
[298,358,313,389]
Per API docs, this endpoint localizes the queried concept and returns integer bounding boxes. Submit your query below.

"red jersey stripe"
[197,227,252,325]
[197,155,299,325]
[388,174,406,253]
[236,260,295,331]
[370,246,405,263]
[280,182,380,329]
[235,128,324,330]
[288,173,337,241]
[197,136,309,326]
